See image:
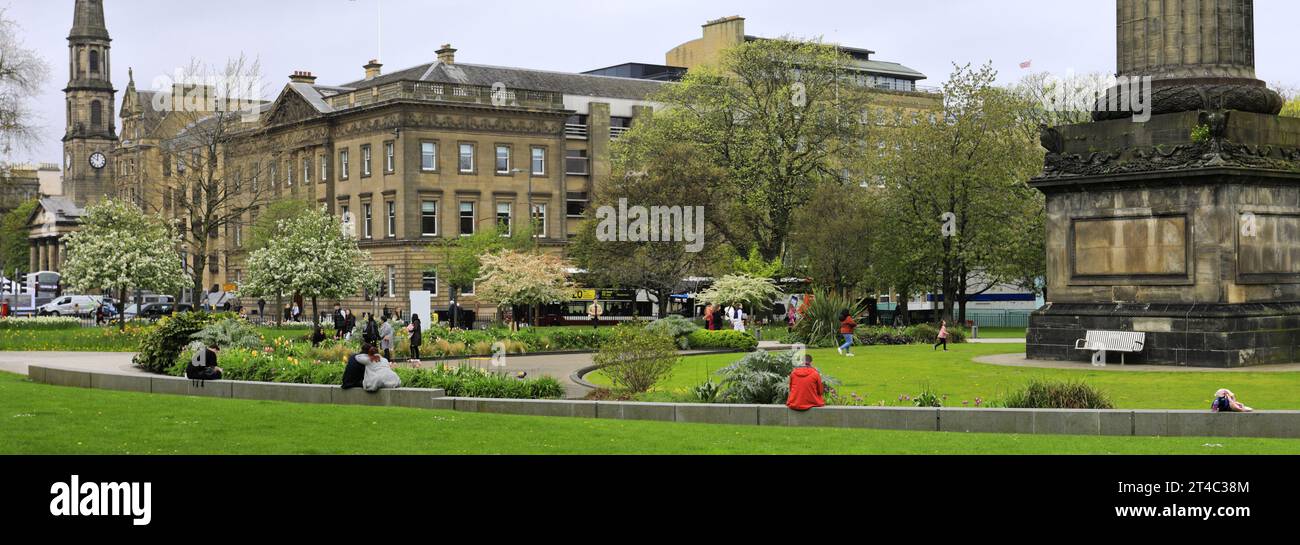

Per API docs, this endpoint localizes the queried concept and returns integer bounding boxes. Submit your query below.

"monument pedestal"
[1028,111,1300,368]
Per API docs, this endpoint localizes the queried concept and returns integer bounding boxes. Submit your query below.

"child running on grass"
[837,310,857,357]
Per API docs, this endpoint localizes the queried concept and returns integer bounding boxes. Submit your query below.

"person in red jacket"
[786,355,826,411]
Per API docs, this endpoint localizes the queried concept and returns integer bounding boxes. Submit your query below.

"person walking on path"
[332,304,345,339]
[703,304,715,331]
[786,355,825,411]
[343,309,357,341]
[363,314,380,346]
[934,320,949,351]
[728,303,747,332]
[257,298,266,323]
[408,314,423,362]
[379,317,395,362]
[838,310,857,357]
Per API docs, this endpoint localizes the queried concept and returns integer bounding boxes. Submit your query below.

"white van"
[37,295,107,317]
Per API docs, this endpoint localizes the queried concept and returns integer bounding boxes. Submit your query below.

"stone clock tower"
[62,0,117,208]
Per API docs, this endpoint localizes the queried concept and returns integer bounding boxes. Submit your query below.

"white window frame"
[459,201,475,236]
[496,202,512,236]
[362,203,373,239]
[531,147,546,176]
[421,200,439,237]
[339,149,350,180]
[362,145,372,177]
[386,201,397,238]
[384,141,395,173]
[459,143,475,174]
[421,142,437,172]
[495,145,511,174]
[531,203,547,238]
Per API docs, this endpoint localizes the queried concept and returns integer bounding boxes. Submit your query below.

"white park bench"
[1074,330,1146,366]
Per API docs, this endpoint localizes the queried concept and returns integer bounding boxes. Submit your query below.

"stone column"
[49,238,61,272]
[38,239,48,272]
[29,242,38,274]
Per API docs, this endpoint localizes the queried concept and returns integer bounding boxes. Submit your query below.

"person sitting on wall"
[186,343,223,381]
[342,344,370,390]
[1212,389,1254,413]
[360,344,402,392]
[786,354,825,411]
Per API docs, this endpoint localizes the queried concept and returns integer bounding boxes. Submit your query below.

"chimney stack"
[364,59,383,80]
[289,70,317,84]
[437,44,457,64]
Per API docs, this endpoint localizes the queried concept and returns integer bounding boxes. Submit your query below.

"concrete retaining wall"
[28,366,1300,439]
[30,366,446,410]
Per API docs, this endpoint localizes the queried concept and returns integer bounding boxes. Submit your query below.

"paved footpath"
[0,352,142,377]
[975,352,1300,373]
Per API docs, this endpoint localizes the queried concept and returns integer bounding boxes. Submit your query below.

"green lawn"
[587,343,1300,410]
[972,327,1027,339]
[2,372,1297,454]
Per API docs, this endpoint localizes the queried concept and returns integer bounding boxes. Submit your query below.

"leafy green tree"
[872,62,1045,324]
[0,199,35,276]
[247,197,312,251]
[571,142,726,317]
[731,246,783,279]
[60,200,191,330]
[476,249,573,323]
[427,222,535,326]
[627,37,874,261]
[787,183,878,296]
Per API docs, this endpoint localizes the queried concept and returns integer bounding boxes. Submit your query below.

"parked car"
[136,302,193,321]
[37,295,108,317]
[122,295,177,319]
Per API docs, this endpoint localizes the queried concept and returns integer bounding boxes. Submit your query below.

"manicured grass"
[587,343,1300,410]
[2,372,1297,454]
[972,327,1027,339]
[0,324,313,352]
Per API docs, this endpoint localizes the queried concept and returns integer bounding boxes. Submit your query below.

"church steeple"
[69,0,110,41]
[62,0,117,208]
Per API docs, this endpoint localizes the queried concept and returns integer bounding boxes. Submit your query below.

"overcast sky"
[7,0,1300,164]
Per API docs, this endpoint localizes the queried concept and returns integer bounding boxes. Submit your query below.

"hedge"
[686,329,759,352]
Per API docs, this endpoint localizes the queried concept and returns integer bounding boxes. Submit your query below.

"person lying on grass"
[360,344,402,392]
[1212,389,1254,413]
[786,355,825,411]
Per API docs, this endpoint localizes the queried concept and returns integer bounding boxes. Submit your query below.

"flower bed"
[0,317,83,330]
[166,345,565,399]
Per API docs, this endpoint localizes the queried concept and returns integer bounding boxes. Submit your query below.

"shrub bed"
[0,317,82,330]
[686,329,759,352]
[134,312,227,373]
[1001,378,1113,409]
[166,347,565,399]
[854,325,968,346]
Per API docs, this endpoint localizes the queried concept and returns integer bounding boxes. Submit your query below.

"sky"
[6,0,1300,164]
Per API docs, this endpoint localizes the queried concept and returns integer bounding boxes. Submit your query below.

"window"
[268,161,276,187]
[286,160,294,186]
[234,223,243,248]
[565,149,589,175]
[339,149,350,180]
[461,281,475,296]
[320,155,328,181]
[384,141,395,173]
[459,143,475,173]
[531,203,547,238]
[176,154,186,175]
[163,153,172,177]
[422,271,438,296]
[421,142,437,171]
[251,162,259,192]
[341,205,351,225]
[459,202,475,236]
[362,203,373,239]
[302,157,310,185]
[361,145,372,177]
[386,201,396,238]
[496,202,512,236]
[421,201,438,236]
[386,265,397,298]
[531,147,546,176]
[89,50,100,73]
[90,100,103,129]
[495,145,511,174]
[566,192,588,218]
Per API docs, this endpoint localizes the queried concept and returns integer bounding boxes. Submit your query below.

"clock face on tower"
[89,152,107,170]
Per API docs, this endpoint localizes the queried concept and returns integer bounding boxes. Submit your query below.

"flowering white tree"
[61,199,191,330]
[241,208,378,327]
[698,274,783,314]
[476,250,573,323]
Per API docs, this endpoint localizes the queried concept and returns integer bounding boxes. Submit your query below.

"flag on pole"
[1019,60,1033,69]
